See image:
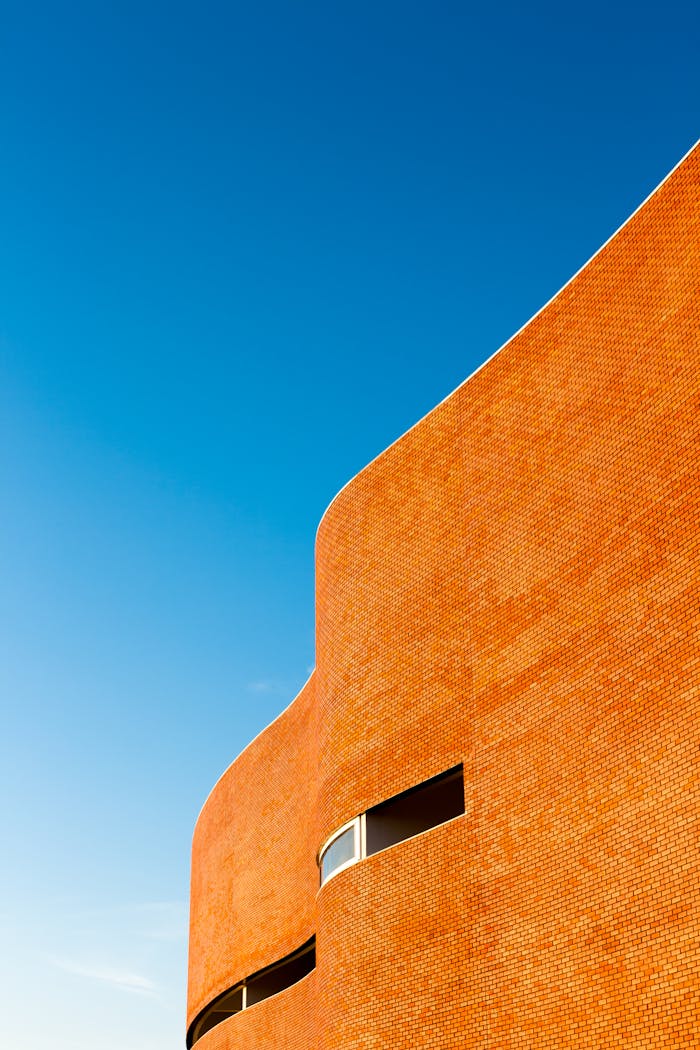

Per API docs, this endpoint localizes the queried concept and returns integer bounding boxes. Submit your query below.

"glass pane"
[320,825,357,884]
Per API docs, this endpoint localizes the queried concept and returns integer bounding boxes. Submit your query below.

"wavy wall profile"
[188,144,700,1049]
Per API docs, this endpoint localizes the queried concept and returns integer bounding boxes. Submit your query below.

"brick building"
[186,143,700,1049]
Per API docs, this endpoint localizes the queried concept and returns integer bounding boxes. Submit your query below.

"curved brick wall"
[315,392,471,844]
[316,818,472,1049]
[188,143,700,1049]
[194,972,317,1050]
[187,676,318,1030]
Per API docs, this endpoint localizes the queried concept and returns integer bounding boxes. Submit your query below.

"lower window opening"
[187,937,315,1047]
[246,940,316,1007]
[190,987,243,1044]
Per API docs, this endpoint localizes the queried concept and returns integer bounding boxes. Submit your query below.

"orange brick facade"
[187,145,700,1049]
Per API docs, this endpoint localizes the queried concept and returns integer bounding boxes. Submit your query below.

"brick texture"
[194,972,317,1050]
[187,143,700,1048]
[188,677,318,1025]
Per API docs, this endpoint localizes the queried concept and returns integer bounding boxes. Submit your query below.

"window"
[246,939,316,1007]
[189,986,244,1045]
[319,818,360,886]
[187,938,315,1047]
[364,765,464,856]
[318,765,464,886]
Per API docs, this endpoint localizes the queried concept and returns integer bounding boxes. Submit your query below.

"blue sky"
[0,2,698,1047]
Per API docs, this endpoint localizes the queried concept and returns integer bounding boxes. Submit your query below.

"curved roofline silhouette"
[187,140,700,1050]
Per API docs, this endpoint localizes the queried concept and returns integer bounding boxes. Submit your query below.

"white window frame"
[318,815,362,886]
[359,811,367,859]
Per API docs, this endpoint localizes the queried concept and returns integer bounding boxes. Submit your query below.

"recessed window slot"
[364,765,464,857]
[187,938,315,1047]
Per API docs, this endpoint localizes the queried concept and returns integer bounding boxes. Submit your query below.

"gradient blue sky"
[0,2,698,1047]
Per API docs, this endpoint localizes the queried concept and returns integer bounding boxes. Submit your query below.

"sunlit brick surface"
[188,144,700,1048]
[195,973,317,1050]
[188,678,318,1025]
[317,819,473,1049]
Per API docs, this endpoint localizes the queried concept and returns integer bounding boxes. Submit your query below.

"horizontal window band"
[187,937,315,1047]
[319,765,464,886]
[189,766,464,1043]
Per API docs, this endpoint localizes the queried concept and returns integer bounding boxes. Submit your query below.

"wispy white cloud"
[67,901,187,942]
[247,679,277,693]
[50,957,158,996]
[247,675,311,695]
[132,901,188,942]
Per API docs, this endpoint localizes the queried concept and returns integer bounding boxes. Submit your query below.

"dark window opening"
[190,986,243,1045]
[364,765,464,857]
[246,938,316,1007]
[187,938,315,1047]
